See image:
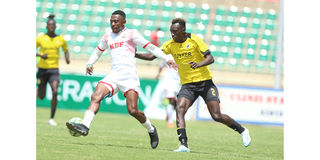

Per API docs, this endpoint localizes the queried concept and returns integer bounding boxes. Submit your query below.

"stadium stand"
[36,0,283,87]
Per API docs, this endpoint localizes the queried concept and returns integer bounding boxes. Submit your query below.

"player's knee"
[91,92,103,103]
[38,94,45,100]
[176,104,185,114]
[128,107,139,117]
[52,90,58,97]
[212,113,222,122]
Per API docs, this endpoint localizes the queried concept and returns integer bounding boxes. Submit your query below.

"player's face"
[46,20,56,33]
[110,14,126,33]
[170,23,185,43]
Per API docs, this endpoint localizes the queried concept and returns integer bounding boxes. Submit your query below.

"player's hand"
[86,65,93,75]
[167,60,179,70]
[42,53,48,59]
[66,58,70,64]
[188,61,199,69]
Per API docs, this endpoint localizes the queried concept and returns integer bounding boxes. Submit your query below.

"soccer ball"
[68,117,83,137]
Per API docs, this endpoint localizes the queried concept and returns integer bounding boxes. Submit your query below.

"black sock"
[50,107,56,119]
[177,128,188,148]
[229,121,245,134]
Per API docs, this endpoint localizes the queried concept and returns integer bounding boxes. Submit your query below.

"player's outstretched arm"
[135,52,157,61]
[144,44,179,70]
[188,51,214,69]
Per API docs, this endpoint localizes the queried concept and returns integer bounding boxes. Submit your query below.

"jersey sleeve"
[96,34,109,51]
[192,34,209,53]
[132,29,150,48]
[160,41,171,55]
[61,36,69,52]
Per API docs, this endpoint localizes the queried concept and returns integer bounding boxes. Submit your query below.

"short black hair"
[112,10,126,18]
[172,18,186,29]
[47,14,55,23]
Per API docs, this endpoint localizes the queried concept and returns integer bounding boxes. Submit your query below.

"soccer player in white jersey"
[156,56,181,128]
[66,10,178,149]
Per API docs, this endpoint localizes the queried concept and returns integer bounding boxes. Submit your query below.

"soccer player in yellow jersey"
[36,14,70,126]
[135,18,251,152]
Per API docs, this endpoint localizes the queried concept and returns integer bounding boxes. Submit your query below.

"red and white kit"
[160,55,181,99]
[87,28,171,97]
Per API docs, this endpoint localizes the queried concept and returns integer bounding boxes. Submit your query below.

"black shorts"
[177,79,220,104]
[36,68,60,88]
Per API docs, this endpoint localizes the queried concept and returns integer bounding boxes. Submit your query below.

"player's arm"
[133,30,178,70]
[36,36,48,59]
[86,36,108,75]
[64,50,70,64]
[188,50,214,69]
[135,52,157,61]
[61,37,70,64]
[144,44,178,70]
[36,53,48,59]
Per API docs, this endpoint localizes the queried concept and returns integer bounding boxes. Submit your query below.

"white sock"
[167,104,174,123]
[82,110,95,128]
[142,118,155,133]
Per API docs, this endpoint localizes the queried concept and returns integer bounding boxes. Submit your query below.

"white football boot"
[241,127,251,147]
[173,145,190,152]
[48,119,57,126]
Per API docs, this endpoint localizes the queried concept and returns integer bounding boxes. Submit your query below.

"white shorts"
[99,70,140,98]
[162,69,181,99]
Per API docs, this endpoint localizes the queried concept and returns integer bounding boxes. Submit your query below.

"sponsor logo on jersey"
[174,52,192,58]
[109,41,124,49]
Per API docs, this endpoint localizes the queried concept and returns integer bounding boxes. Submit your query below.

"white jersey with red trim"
[97,28,150,75]
[96,28,151,95]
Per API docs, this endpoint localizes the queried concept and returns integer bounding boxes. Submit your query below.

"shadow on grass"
[69,141,212,155]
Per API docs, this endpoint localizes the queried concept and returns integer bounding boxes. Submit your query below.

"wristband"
[86,64,92,68]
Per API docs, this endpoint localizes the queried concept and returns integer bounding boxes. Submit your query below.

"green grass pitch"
[37,107,283,160]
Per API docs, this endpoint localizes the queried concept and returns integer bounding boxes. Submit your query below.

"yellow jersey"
[161,33,212,85]
[36,34,68,69]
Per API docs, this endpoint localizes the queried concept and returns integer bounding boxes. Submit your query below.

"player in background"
[66,10,178,149]
[150,27,179,128]
[155,57,180,128]
[135,18,251,152]
[36,14,70,126]
[150,27,161,47]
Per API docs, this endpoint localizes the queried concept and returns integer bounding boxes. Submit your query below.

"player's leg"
[206,100,251,147]
[203,80,251,147]
[36,69,48,100]
[206,100,244,131]
[125,90,146,123]
[66,82,111,136]
[125,90,159,149]
[48,80,59,126]
[174,97,193,152]
[173,83,197,152]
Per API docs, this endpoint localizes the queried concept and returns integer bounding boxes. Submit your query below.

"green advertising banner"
[36,73,159,114]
